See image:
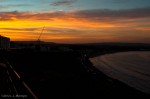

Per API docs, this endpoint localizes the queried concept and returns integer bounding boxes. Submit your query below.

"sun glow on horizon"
[0,4,150,43]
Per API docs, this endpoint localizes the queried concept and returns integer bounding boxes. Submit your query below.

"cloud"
[0,6,150,22]
[0,5,7,9]
[112,0,131,3]
[0,27,38,31]
[0,4,31,7]
[0,11,69,21]
[0,11,20,21]
[51,0,77,6]
[9,4,31,7]
[74,7,150,20]
[0,4,31,10]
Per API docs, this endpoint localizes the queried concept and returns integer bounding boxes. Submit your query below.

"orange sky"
[0,11,150,43]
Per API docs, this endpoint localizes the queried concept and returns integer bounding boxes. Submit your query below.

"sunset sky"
[0,0,150,43]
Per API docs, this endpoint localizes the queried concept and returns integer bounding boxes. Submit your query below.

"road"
[0,58,38,99]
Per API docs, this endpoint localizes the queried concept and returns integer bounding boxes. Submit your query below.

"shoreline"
[89,50,150,58]
[86,50,150,96]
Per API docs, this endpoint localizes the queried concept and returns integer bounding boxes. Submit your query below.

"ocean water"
[90,51,150,94]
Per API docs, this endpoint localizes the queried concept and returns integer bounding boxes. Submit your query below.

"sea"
[90,51,150,94]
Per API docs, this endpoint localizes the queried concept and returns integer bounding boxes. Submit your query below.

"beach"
[90,51,150,94]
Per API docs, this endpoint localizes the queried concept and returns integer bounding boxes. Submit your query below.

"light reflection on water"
[90,51,150,94]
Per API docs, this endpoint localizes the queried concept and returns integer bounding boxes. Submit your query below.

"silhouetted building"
[0,35,10,49]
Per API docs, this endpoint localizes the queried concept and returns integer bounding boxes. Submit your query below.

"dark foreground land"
[1,43,150,99]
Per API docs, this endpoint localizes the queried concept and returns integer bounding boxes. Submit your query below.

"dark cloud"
[74,7,150,20]
[51,0,77,6]
[0,11,21,21]
[0,7,150,21]
[0,4,31,7]
[9,4,31,7]
[0,4,31,10]
[0,28,38,31]
[46,27,87,36]
[0,11,67,21]
[0,5,8,9]
[112,0,131,3]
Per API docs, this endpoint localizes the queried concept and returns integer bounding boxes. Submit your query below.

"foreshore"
[86,50,150,97]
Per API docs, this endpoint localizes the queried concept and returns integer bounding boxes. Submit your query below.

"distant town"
[1,35,150,53]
